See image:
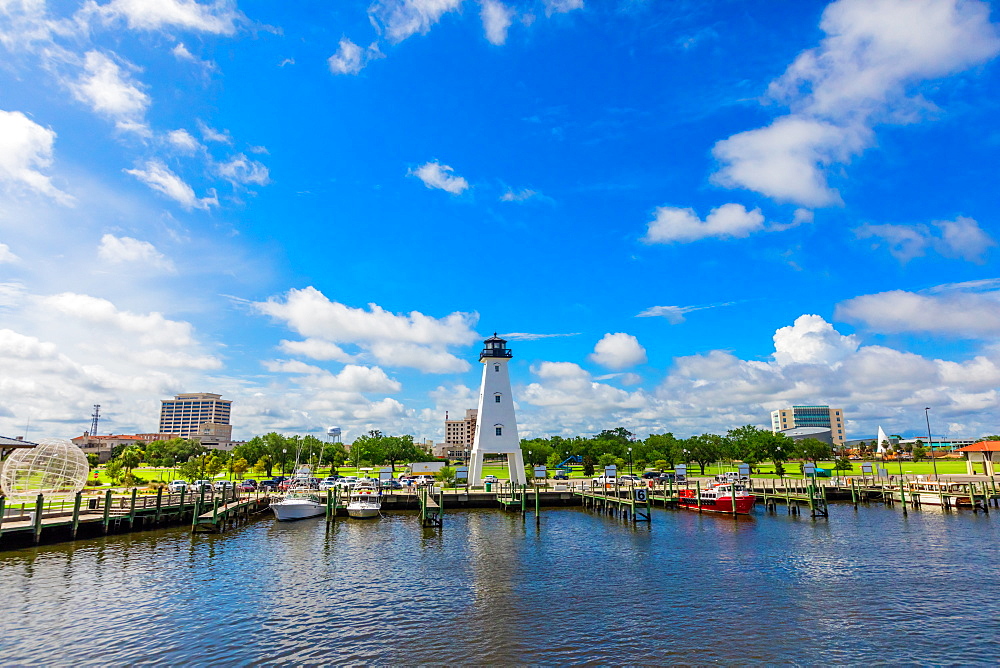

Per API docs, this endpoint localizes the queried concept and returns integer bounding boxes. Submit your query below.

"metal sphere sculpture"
[1,438,90,503]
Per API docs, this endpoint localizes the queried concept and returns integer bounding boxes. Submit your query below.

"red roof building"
[955,441,1000,476]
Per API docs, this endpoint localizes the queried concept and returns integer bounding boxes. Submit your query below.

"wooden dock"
[0,487,271,547]
[575,482,652,522]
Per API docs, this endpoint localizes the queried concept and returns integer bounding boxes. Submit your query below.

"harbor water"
[1,504,998,665]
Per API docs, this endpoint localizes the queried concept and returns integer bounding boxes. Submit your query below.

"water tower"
[327,426,342,443]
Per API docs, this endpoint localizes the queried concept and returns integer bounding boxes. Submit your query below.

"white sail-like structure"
[876,426,891,453]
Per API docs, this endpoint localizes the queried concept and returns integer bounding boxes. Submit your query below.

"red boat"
[678,482,756,514]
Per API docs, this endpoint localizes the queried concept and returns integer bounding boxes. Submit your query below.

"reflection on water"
[1,505,999,664]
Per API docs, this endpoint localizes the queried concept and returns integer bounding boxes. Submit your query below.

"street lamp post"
[628,447,633,476]
[282,448,287,475]
[925,407,938,481]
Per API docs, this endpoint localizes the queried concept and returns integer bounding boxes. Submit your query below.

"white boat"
[347,478,382,519]
[271,489,326,521]
[906,480,973,507]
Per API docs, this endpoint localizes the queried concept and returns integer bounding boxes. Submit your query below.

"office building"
[159,393,233,440]
[437,409,477,462]
[771,405,845,446]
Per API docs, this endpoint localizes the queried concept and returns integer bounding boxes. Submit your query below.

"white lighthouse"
[468,333,526,485]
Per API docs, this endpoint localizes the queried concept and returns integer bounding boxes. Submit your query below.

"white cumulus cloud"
[80,0,243,35]
[410,160,470,195]
[215,153,270,186]
[544,0,583,16]
[253,287,479,373]
[589,332,647,370]
[125,160,217,210]
[772,314,859,366]
[481,0,514,45]
[642,203,764,243]
[369,0,463,43]
[328,37,364,74]
[856,216,995,263]
[836,288,1000,338]
[712,0,1000,207]
[0,109,73,204]
[70,50,150,132]
[166,128,202,153]
[0,243,20,264]
[97,234,175,272]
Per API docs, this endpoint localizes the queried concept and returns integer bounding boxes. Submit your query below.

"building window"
[495,425,502,436]
[495,394,501,403]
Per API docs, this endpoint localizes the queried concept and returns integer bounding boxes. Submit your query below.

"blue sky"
[2,0,999,444]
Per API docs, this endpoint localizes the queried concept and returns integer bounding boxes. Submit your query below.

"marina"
[2,502,998,665]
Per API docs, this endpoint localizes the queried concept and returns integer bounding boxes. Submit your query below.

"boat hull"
[347,503,380,519]
[272,499,326,521]
[678,493,756,514]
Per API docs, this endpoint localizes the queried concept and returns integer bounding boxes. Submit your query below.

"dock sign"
[803,464,816,475]
[604,464,617,478]
[633,488,648,503]
[737,464,750,476]
[533,465,547,479]
[455,466,469,481]
[861,463,873,474]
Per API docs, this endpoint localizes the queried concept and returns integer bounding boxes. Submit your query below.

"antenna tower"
[90,404,101,436]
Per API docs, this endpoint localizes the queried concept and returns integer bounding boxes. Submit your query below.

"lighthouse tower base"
[469,449,526,486]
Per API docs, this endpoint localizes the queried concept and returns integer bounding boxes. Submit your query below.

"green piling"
[326,488,333,521]
[696,480,702,513]
[535,483,540,523]
[71,491,82,538]
[33,493,44,544]
[128,488,138,528]
[0,495,6,536]
[102,489,112,534]
[155,487,163,524]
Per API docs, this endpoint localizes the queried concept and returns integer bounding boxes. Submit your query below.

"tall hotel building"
[159,393,233,440]
[770,405,845,446]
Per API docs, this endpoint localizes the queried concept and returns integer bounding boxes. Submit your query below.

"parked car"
[336,476,358,488]
[414,475,435,486]
[657,473,676,483]
[167,480,188,492]
[213,480,234,492]
[318,477,339,491]
[483,475,500,484]
[192,480,214,492]
[382,479,403,490]
[259,478,282,491]
[618,474,642,485]
[238,479,258,491]
[592,475,617,485]
[641,471,662,479]
[553,473,569,480]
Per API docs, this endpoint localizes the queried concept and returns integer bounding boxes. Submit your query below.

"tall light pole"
[282,448,287,476]
[925,407,938,481]
[628,447,633,476]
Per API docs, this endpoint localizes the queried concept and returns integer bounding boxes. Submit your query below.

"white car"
[483,475,500,484]
[591,475,618,485]
[335,476,358,488]
[617,475,642,485]
[167,480,188,492]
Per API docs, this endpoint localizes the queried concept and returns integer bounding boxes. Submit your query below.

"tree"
[118,447,143,478]
[582,455,595,476]
[105,458,124,485]
[435,465,457,487]
[912,444,927,461]
[654,459,668,472]
[232,457,249,480]
[86,453,99,469]
[833,457,853,472]
[686,434,723,475]
[797,438,833,464]
[253,455,272,477]
[645,433,680,468]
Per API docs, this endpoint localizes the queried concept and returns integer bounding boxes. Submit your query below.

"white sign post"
[604,464,617,478]
[674,465,687,482]
[533,465,547,480]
